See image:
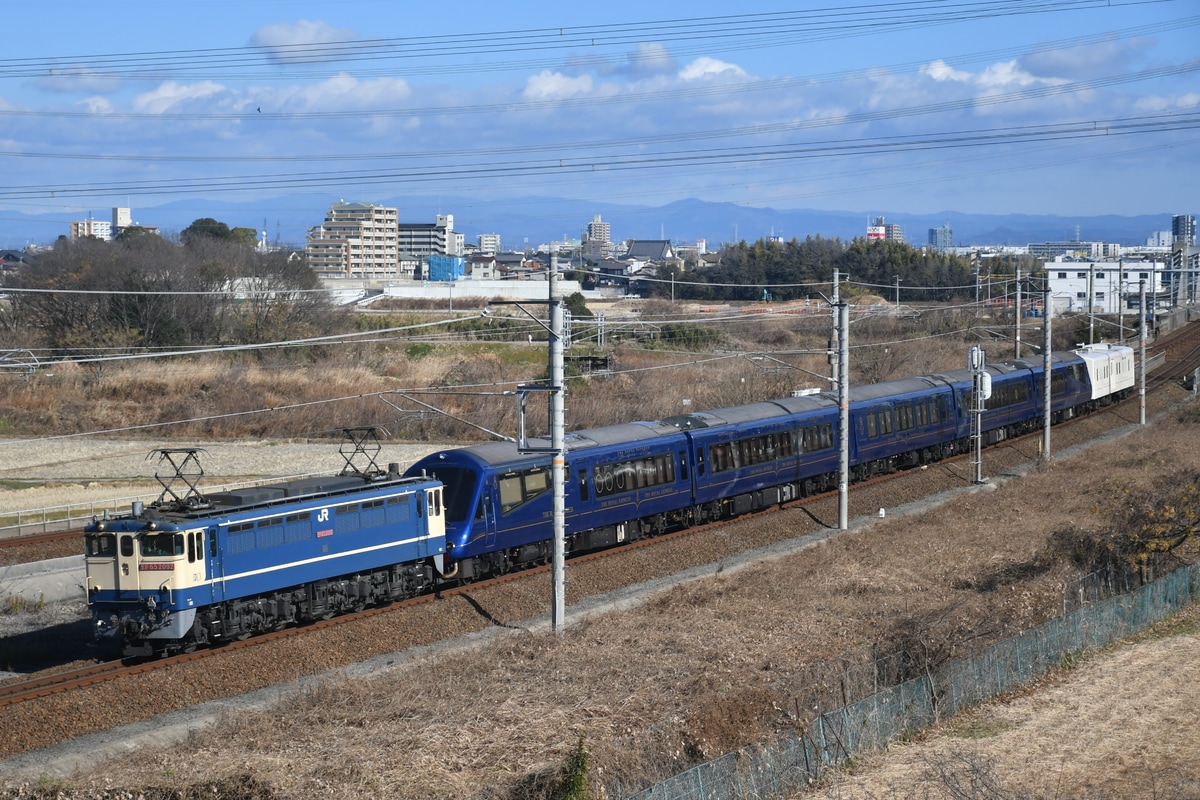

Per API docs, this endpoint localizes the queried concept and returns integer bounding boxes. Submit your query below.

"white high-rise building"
[306,202,402,279]
[69,217,111,241]
[112,207,132,233]
[398,213,460,258]
[478,233,501,254]
[583,214,613,258]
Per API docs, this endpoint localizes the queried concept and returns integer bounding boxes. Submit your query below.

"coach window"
[498,467,551,514]
[878,409,894,435]
[578,470,590,502]
[897,404,915,432]
[865,413,877,438]
[915,400,928,427]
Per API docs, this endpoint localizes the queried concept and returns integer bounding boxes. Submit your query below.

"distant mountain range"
[0,193,1177,251]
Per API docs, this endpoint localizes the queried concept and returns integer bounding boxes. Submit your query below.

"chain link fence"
[620,561,1198,800]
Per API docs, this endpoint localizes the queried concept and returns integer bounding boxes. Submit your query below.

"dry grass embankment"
[0,310,986,445]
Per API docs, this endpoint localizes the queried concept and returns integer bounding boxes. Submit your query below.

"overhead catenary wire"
[0,1,1165,81]
[4,110,1195,200]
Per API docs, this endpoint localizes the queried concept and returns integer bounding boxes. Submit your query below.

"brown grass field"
[1,309,1196,799]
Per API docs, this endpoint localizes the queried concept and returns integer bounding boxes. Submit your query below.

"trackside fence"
[0,472,328,539]
[620,561,1199,800]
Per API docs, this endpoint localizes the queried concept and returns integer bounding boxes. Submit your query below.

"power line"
[3,110,1196,199]
[0,1,1145,81]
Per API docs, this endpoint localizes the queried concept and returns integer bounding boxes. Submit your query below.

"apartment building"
[306,202,403,279]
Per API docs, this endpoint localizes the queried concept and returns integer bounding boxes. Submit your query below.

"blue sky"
[1,0,1197,234]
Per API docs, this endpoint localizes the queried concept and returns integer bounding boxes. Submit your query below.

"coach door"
[114,533,139,599]
[207,528,225,604]
[482,477,499,549]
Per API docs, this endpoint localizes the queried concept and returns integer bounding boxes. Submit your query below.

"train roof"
[562,420,687,448]
[426,419,691,467]
[1007,352,1079,369]
[844,376,947,402]
[1075,342,1134,360]
[657,394,836,431]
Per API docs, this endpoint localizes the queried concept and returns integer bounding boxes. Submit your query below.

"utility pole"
[829,271,841,386]
[507,258,568,633]
[549,258,566,633]
[837,301,849,531]
[1042,286,1052,460]
[1140,280,1147,425]
[1015,267,1022,358]
[894,275,901,315]
[1088,265,1095,344]
[1118,259,1125,345]
[969,346,990,484]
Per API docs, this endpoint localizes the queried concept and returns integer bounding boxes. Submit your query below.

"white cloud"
[629,42,675,75]
[32,70,122,95]
[1134,92,1200,112]
[78,96,115,114]
[132,81,225,114]
[921,60,971,82]
[679,57,747,81]
[272,73,412,112]
[523,70,594,101]
[1020,37,1143,81]
[976,60,1045,89]
[251,20,358,64]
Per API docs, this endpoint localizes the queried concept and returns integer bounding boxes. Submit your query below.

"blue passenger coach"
[406,345,1133,585]
[682,395,839,514]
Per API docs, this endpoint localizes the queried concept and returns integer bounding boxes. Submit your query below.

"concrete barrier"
[0,556,85,606]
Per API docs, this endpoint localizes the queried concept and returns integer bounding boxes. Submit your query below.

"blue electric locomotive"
[85,441,446,658]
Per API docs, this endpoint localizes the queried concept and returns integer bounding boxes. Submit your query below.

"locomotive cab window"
[86,533,116,558]
[141,532,184,557]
